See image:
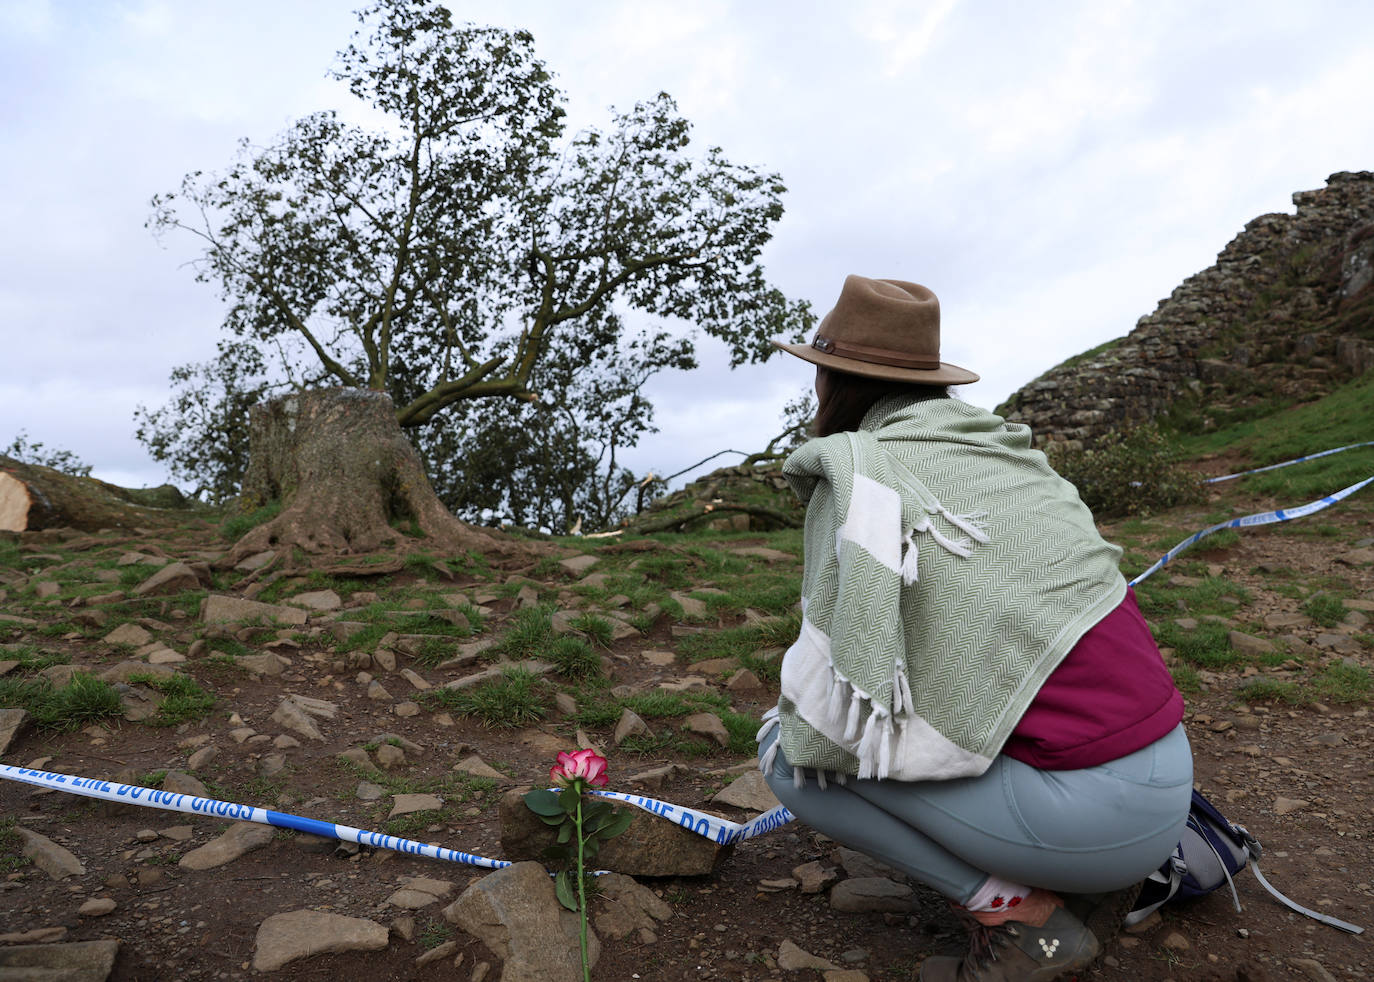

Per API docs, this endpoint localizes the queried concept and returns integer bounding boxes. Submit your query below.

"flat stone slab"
[829,876,914,912]
[17,827,86,880]
[133,562,201,597]
[179,821,274,871]
[386,876,456,909]
[710,770,780,813]
[103,623,152,647]
[252,910,388,972]
[452,755,508,781]
[201,595,308,626]
[389,793,443,817]
[289,589,342,611]
[0,939,120,981]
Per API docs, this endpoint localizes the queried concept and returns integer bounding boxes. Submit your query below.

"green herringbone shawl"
[775,395,1125,781]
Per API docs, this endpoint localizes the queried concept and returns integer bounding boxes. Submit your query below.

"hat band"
[812,335,941,371]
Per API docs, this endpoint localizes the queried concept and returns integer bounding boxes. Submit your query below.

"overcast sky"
[3,0,1372,495]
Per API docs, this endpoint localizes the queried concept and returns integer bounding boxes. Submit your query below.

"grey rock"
[452,755,508,781]
[97,659,176,684]
[201,594,308,626]
[289,589,342,611]
[0,707,30,754]
[559,554,599,575]
[443,861,598,980]
[133,562,201,597]
[683,711,730,747]
[829,877,914,913]
[500,787,732,876]
[236,652,286,676]
[613,708,650,745]
[104,623,152,646]
[592,872,673,941]
[163,770,208,796]
[836,846,902,880]
[778,939,838,971]
[710,770,779,813]
[793,860,839,894]
[376,744,406,769]
[187,745,218,770]
[0,939,120,981]
[252,910,388,972]
[17,827,86,880]
[1228,630,1276,655]
[415,940,459,967]
[78,897,117,916]
[726,668,763,691]
[386,875,456,909]
[270,695,337,741]
[356,781,385,801]
[389,793,442,817]
[1290,957,1340,982]
[179,821,274,870]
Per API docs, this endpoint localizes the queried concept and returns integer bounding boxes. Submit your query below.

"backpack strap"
[1249,865,1364,935]
[1123,855,1184,927]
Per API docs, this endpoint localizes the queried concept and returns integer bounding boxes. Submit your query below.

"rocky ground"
[1,482,1372,981]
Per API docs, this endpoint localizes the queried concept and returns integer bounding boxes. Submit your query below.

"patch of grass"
[1169,664,1202,693]
[0,818,31,873]
[422,667,549,728]
[1302,593,1348,628]
[496,606,554,659]
[547,636,602,680]
[1195,529,1241,553]
[1150,621,1239,669]
[571,696,621,730]
[636,555,691,589]
[417,922,454,951]
[1234,678,1304,705]
[677,612,801,663]
[0,672,123,730]
[382,809,445,836]
[570,613,614,647]
[1135,577,1251,619]
[129,674,217,727]
[221,500,284,540]
[1312,662,1373,704]
[2,644,70,672]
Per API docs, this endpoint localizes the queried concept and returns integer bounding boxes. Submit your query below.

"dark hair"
[813,367,949,437]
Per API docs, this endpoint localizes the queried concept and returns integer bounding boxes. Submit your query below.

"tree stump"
[223,388,527,564]
[0,457,187,532]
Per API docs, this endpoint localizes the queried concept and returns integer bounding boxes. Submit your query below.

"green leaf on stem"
[600,809,634,839]
[523,788,564,817]
[555,870,579,912]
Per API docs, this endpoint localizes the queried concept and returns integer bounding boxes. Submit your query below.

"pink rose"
[550,748,609,790]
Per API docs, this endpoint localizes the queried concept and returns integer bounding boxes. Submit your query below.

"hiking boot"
[1063,881,1143,945]
[917,906,1100,981]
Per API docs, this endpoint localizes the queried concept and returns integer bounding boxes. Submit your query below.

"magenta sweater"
[1002,589,1183,770]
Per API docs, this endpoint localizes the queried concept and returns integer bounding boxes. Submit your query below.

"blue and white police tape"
[1128,472,1374,587]
[0,763,794,868]
[1204,441,1374,484]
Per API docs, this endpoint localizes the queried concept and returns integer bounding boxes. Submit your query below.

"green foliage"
[1149,621,1239,669]
[1046,423,1205,518]
[3,430,92,476]
[0,673,123,731]
[141,0,809,529]
[423,667,548,727]
[1302,593,1348,628]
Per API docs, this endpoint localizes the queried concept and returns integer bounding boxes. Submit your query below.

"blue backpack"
[1126,790,1362,934]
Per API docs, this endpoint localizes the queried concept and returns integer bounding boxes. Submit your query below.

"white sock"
[963,875,1032,913]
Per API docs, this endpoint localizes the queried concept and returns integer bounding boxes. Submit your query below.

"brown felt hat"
[773,275,978,385]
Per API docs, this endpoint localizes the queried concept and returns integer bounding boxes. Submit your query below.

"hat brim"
[772,339,979,386]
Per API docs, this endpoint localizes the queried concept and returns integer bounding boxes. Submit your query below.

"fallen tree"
[0,457,188,533]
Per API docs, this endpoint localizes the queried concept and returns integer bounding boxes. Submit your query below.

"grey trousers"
[760,724,1193,904]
